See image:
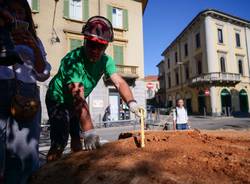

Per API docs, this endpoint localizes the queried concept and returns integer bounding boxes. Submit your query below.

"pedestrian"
[45,16,144,162]
[173,98,189,130]
[0,0,51,183]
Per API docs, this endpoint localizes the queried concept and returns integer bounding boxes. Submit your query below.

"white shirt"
[173,107,188,124]
[0,38,51,83]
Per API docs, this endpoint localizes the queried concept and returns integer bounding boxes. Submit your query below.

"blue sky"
[143,0,250,76]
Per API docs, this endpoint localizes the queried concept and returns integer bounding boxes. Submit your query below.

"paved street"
[39,116,250,164]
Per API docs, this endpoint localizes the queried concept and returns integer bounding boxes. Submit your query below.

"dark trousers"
[45,97,81,150]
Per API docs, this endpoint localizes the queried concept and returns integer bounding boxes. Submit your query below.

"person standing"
[0,0,51,183]
[45,16,144,162]
[173,98,189,130]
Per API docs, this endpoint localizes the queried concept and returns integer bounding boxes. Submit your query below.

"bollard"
[139,109,145,148]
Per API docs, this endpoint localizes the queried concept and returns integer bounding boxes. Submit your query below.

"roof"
[156,60,164,67]
[134,0,148,13]
[161,9,250,56]
[144,75,159,81]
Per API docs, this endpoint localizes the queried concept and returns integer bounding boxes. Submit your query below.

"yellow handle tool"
[139,109,145,148]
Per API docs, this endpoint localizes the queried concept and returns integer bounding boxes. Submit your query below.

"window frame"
[184,43,188,57]
[195,33,201,49]
[168,75,171,88]
[69,0,83,21]
[175,71,179,85]
[113,45,124,65]
[28,0,39,13]
[175,52,178,63]
[107,5,128,30]
[64,0,89,22]
[197,60,202,75]
[238,59,243,75]
[185,65,189,79]
[220,57,226,73]
[217,28,223,44]
[66,33,84,51]
[235,32,241,48]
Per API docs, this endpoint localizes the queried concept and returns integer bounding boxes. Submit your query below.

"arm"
[68,82,93,131]
[11,31,46,73]
[110,73,134,103]
[68,82,100,150]
[33,39,51,81]
[173,109,176,130]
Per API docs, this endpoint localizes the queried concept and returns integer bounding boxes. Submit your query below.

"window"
[69,38,82,51]
[168,75,171,88]
[236,33,241,47]
[107,5,128,30]
[195,33,200,48]
[238,59,243,75]
[69,0,82,20]
[27,0,39,12]
[64,0,89,21]
[175,71,179,85]
[113,45,124,65]
[175,52,178,63]
[167,58,170,69]
[218,28,223,43]
[185,65,189,79]
[197,60,202,75]
[220,57,226,73]
[112,8,123,29]
[184,43,188,57]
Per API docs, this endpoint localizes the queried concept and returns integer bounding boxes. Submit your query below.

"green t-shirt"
[47,46,117,104]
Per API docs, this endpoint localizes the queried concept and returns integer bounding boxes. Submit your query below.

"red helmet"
[82,16,114,45]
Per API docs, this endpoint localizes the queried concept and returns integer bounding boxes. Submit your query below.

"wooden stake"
[140,109,145,148]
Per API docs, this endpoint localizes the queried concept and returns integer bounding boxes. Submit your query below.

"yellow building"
[27,0,148,123]
[158,9,250,116]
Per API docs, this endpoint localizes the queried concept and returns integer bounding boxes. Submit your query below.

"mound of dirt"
[31,130,250,184]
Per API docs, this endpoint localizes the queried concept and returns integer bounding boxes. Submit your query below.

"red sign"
[147,82,154,89]
[205,89,210,96]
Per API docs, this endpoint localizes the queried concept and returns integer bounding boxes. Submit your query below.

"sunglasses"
[85,39,107,51]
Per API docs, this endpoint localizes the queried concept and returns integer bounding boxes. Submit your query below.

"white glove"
[82,129,101,150]
[128,101,145,118]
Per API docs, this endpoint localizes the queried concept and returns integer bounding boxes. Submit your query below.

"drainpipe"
[98,0,101,15]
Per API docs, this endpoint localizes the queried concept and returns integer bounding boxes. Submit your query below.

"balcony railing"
[116,64,139,79]
[189,72,241,87]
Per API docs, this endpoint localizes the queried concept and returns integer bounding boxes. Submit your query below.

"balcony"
[189,72,241,87]
[116,64,139,79]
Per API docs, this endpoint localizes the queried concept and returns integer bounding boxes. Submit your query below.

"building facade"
[28,0,148,124]
[158,9,250,116]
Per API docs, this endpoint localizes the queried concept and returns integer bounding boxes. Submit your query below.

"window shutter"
[32,0,39,12]
[107,5,113,23]
[83,0,89,21]
[70,39,82,51]
[64,0,70,18]
[123,9,128,30]
[113,45,124,65]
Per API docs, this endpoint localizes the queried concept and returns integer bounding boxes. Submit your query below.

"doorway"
[239,89,249,113]
[198,90,205,114]
[221,89,231,116]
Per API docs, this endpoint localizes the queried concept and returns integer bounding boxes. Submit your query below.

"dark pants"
[0,79,41,184]
[45,97,81,150]
[176,123,188,130]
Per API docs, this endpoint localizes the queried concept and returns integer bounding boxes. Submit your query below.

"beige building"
[158,9,250,116]
[28,0,148,123]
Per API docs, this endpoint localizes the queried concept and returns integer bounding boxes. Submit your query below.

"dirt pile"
[31,130,250,184]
